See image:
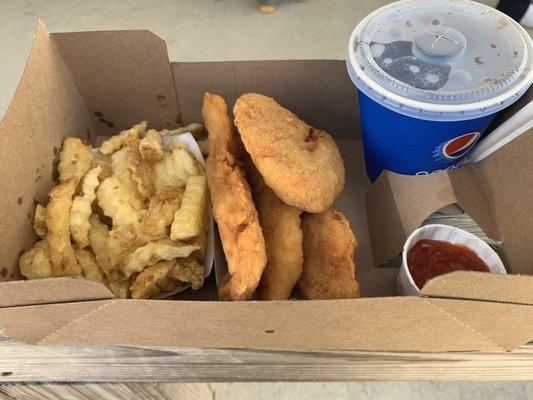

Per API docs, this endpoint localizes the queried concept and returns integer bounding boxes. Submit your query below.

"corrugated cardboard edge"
[0,292,531,352]
[422,271,533,306]
[51,28,181,134]
[365,172,456,266]
[0,21,96,280]
[0,277,114,308]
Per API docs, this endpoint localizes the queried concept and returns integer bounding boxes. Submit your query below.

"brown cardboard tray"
[1,22,533,356]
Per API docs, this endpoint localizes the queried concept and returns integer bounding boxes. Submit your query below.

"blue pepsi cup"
[347,0,533,182]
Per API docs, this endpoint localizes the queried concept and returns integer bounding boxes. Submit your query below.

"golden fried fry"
[140,186,183,236]
[168,257,205,290]
[88,214,109,257]
[170,175,208,241]
[130,260,174,299]
[99,224,138,273]
[156,276,185,292]
[70,165,102,248]
[33,204,47,238]
[111,145,154,202]
[119,239,200,278]
[46,178,80,276]
[93,151,113,181]
[158,123,205,139]
[154,142,201,190]
[58,137,93,183]
[99,121,147,155]
[107,279,130,299]
[75,247,106,284]
[139,129,164,162]
[96,177,141,226]
[190,233,207,263]
[19,240,52,279]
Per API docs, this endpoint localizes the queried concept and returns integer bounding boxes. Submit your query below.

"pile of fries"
[19,122,210,299]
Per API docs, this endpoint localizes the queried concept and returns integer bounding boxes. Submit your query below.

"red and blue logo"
[433,132,480,164]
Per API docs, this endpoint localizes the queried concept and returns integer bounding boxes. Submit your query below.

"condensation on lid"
[350,0,533,106]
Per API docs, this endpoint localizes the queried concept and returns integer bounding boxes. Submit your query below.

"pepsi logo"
[441,132,480,160]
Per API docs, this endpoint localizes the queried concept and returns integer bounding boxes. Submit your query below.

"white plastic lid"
[348,0,533,120]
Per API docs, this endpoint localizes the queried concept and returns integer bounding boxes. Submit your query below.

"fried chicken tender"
[256,186,303,300]
[298,209,360,300]
[45,178,80,276]
[58,137,93,183]
[234,93,345,213]
[203,92,266,301]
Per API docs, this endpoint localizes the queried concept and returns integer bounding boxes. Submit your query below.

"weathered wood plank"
[1,333,532,382]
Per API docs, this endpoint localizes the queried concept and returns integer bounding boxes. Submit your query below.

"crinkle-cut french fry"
[111,145,154,202]
[19,240,52,279]
[46,178,80,277]
[99,121,147,155]
[119,239,200,279]
[170,175,208,241]
[154,142,201,190]
[96,177,141,226]
[140,186,183,237]
[75,247,106,284]
[70,165,102,248]
[93,151,113,181]
[167,256,205,290]
[33,204,47,238]
[58,137,93,182]
[158,123,205,139]
[139,129,164,162]
[88,214,109,255]
[99,224,139,273]
[130,260,175,299]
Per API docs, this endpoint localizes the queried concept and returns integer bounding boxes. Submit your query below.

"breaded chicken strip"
[256,186,303,300]
[242,156,303,300]
[298,209,360,300]
[203,92,266,301]
[234,93,345,213]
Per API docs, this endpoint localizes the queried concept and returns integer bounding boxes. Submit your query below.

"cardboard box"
[1,22,532,354]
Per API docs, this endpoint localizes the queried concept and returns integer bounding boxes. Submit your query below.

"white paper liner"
[398,224,506,296]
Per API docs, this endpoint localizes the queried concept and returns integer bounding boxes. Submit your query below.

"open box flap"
[0,277,114,308]
[1,25,532,354]
[471,129,533,274]
[366,130,533,275]
[0,296,531,352]
[51,29,180,134]
[422,271,533,306]
[0,22,95,281]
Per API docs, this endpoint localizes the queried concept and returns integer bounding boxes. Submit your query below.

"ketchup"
[406,239,490,289]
